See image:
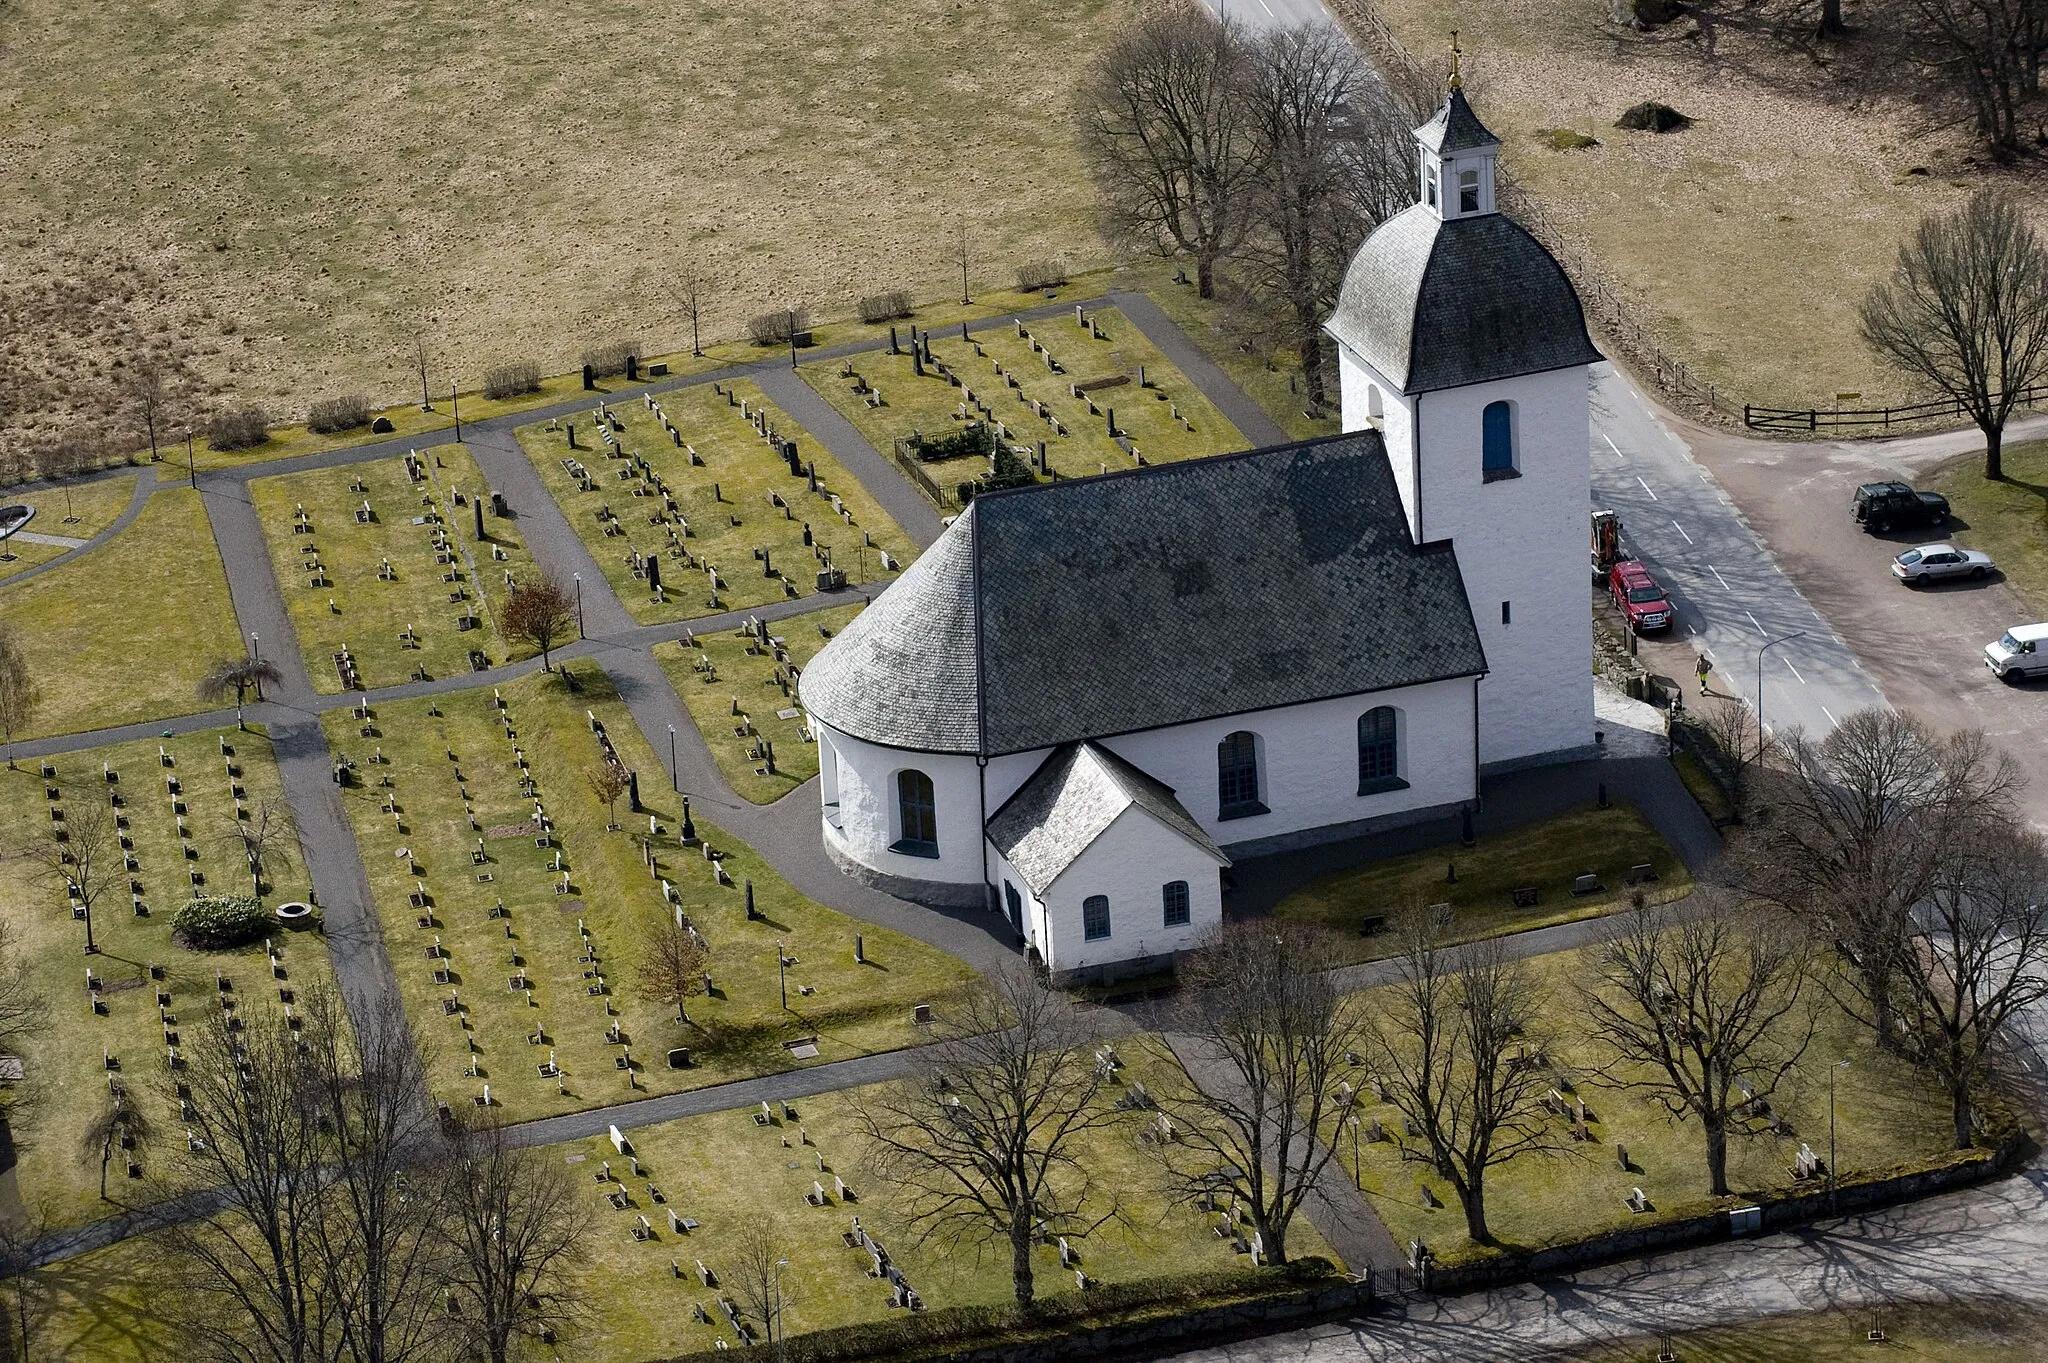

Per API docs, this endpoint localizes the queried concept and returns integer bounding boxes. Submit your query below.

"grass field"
[517,380,915,626]
[1926,439,2048,618]
[0,0,1136,463]
[1364,0,2044,412]
[249,445,544,692]
[0,726,325,1231]
[0,476,137,582]
[1272,802,1691,966]
[803,305,1246,498]
[0,487,242,740]
[318,665,976,1121]
[1330,951,1957,1264]
[655,603,866,805]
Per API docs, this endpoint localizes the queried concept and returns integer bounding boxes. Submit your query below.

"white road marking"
[1745,610,1766,637]
[1671,519,1693,545]
[1710,565,1731,590]
[1820,705,1839,727]
[1637,476,1658,501]
[1604,433,1625,460]
[1784,657,1806,685]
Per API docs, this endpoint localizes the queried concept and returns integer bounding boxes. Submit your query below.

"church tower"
[1323,73,1601,771]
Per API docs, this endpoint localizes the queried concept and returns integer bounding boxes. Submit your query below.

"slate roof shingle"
[1414,87,1500,154]
[987,743,1228,897]
[797,431,1488,757]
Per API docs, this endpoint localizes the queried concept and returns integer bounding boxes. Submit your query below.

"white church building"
[798,87,1601,981]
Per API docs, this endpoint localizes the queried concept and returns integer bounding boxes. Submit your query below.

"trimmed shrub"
[307,393,371,434]
[906,423,993,463]
[172,894,271,950]
[206,407,271,451]
[1015,259,1068,291]
[857,290,913,324]
[580,340,641,379]
[747,308,811,346]
[482,361,542,400]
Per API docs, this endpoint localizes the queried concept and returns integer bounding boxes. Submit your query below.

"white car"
[1892,543,1995,586]
[1985,624,2048,681]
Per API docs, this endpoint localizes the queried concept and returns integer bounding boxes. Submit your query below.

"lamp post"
[250,632,260,664]
[773,1257,789,1363]
[1756,630,1806,763]
[667,724,678,793]
[451,382,462,443]
[573,573,585,638]
[778,941,789,1011]
[185,427,196,489]
[1828,1058,1850,1210]
[787,308,798,370]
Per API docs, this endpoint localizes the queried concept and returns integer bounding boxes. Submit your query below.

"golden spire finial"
[1448,31,1463,90]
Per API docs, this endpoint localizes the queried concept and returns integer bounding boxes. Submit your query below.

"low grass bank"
[1926,438,2048,618]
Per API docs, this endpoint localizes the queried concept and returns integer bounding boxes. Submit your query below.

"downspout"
[1471,674,1482,810]
[971,509,998,924]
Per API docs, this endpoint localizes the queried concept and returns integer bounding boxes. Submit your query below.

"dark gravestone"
[646,556,662,592]
[370,416,396,434]
[628,771,641,814]
[626,355,639,382]
[681,797,696,844]
[888,326,899,355]
[581,364,596,391]
[473,498,485,541]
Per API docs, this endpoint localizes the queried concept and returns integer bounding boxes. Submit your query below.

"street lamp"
[185,427,196,489]
[451,382,462,443]
[773,1257,789,1363]
[573,573,585,638]
[1755,630,1807,763]
[249,632,260,664]
[667,724,678,793]
[1828,1058,1851,1210]
[778,941,789,1012]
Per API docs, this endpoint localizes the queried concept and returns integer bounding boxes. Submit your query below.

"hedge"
[172,894,271,950]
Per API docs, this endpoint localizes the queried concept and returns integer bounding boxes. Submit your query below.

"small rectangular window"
[1459,169,1480,214]
[1083,895,1111,941]
[1501,600,1511,626]
[1162,881,1191,928]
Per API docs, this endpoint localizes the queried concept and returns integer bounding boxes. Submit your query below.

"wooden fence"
[1744,381,2048,431]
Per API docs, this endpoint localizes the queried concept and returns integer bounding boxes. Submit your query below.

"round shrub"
[206,407,271,451]
[173,894,270,950]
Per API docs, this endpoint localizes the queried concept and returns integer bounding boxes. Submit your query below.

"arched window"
[1217,731,1264,819]
[1424,163,1439,210]
[1162,880,1191,928]
[1358,707,1407,794]
[1482,401,1516,480]
[1083,895,1112,941]
[893,769,938,857]
[1366,383,1385,423]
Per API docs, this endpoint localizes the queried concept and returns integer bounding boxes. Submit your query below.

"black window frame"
[1357,706,1408,796]
[891,769,939,858]
[1083,894,1111,941]
[1216,730,1267,820]
[1162,880,1191,928]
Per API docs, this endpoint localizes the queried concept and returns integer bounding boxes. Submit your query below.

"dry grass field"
[0,0,1136,461]
[1360,0,2048,411]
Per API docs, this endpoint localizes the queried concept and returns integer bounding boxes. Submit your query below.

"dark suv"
[1854,481,1949,533]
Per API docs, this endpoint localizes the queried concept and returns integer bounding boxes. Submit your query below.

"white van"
[1984,624,2048,681]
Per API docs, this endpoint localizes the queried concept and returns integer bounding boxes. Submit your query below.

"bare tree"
[0,1199,56,1363]
[1859,191,2048,480]
[1364,915,1557,1244]
[1079,3,1258,299]
[0,621,40,765]
[850,961,1119,1306]
[671,266,710,358]
[585,762,631,831]
[441,1116,591,1363]
[502,577,576,672]
[24,793,116,955]
[80,1076,154,1204]
[1898,820,2048,1147]
[1236,22,1404,413]
[1737,710,2018,1051]
[126,359,172,463]
[213,800,301,906]
[1889,0,2047,158]
[637,912,710,1023]
[0,922,46,1132]
[199,656,285,728]
[1581,892,1818,1195]
[1153,920,1368,1264]
[725,1218,797,1356]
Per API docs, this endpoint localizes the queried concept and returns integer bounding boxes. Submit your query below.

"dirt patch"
[485,820,541,840]
[0,0,1136,463]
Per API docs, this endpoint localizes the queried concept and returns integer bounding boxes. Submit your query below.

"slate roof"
[797,432,1488,757]
[1414,87,1499,154]
[1324,204,1603,394]
[987,743,1227,897]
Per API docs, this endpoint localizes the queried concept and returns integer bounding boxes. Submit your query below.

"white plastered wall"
[1026,808,1225,975]
[809,720,985,888]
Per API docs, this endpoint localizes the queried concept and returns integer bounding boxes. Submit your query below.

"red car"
[1609,560,1673,633]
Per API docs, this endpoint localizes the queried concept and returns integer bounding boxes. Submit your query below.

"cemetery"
[803,305,1243,502]
[316,665,975,1121]
[652,602,864,805]
[248,446,545,692]
[1270,802,1691,966]
[0,725,321,1228]
[517,382,917,626]
[0,487,243,740]
[538,1050,1317,1360]
[0,475,136,581]
[1329,949,1959,1265]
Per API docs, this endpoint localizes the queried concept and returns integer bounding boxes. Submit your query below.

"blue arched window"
[1217,731,1264,819]
[1358,707,1407,794]
[1482,401,1516,480]
[894,769,938,857]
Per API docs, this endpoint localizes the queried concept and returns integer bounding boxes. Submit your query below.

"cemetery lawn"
[1272,801,1691,966]
[248,445,544,693]
[0,726,324,1230]
[317,665,976,1122]
[0,475,137,582]
[653,602,865,805]
[1124,262,1342,445]
[1334,950,1958,1265]
[516,381,917,627]
[802,305,1246,504]
[1558,1300,2048,1363]
[1925,439,2048,617]
[545,1049,1331,1361]
[0,487,242,740]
